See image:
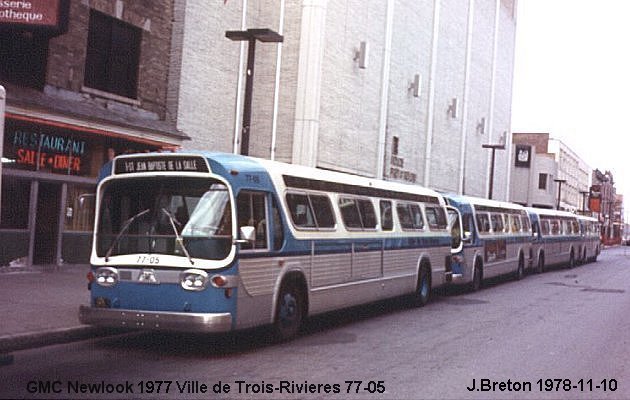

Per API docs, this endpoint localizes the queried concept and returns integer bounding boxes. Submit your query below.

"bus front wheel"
[272,282,305,341]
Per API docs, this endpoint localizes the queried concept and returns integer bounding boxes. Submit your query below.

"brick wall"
[46,0,174,120]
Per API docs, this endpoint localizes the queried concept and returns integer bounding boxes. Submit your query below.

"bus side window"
[490,213,504,233]
[476,213,490,233]
[339,197,363,229]
[425,206,447,229]
[237,191,268,250]
[521,214,531,233]
[286,193,316,228]
[380,200,393,231]
[541,219,550,235]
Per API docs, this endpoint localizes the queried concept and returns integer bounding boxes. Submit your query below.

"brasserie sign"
[0,0,69,32]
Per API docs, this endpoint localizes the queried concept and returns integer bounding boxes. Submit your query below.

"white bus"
[577,215,601,263]
[80,152,454,340]
[444,194,532,290]
[527,207,582,272]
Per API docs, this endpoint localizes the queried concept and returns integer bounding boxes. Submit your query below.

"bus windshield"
[96,177,233,260]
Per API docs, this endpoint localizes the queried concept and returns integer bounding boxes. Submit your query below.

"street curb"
[0,326,126,354]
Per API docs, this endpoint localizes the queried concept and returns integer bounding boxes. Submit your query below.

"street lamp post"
[226,28,283,156]
[554,178,566,210]
[482,144,505,199]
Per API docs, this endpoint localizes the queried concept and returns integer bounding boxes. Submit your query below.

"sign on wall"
[2,119,92,176]
[514,145,531,168]
[0,0,69,33]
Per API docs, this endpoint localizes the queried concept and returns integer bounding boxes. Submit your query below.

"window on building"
[0,178,31,229]
[0,31,48,89]
[84,10,142,99]
[538,173,548,190]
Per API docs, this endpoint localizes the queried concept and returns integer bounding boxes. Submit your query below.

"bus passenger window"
[286,193,316,228]
[380,200,393,231]
[357,199,377,229]
[339,197,363,229]
[551,219,560,235]
[521,214,531,233]
[476,213,490,233]
[397,203,423,230]
[572,220,580,234]
[425,206,447,229]
[310,194,336,228]
[409,204,424,229]
[541,219,550,235]
[511,214,522,232]
[490,213,504,233]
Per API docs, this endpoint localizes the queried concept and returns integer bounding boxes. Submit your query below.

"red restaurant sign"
[0,0,68,31]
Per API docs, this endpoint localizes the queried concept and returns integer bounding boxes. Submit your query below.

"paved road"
[1,247,629,399]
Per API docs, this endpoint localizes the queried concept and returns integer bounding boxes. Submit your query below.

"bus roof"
[443,193,526,212]
[105,151,445,204]
[525,207,580,219]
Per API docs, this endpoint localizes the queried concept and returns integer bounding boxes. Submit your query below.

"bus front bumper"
[79,305,233,333]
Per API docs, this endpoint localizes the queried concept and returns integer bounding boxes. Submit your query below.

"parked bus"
[79,152,454,340]
[577,215,601,263]
[443,194,532,290]
[526,207,582,272]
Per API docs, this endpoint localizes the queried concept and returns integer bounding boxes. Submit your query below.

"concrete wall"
[174,0,518,198]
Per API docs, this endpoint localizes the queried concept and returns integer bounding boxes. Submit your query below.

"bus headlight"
[94,267,119,287]
[180,269,209,291]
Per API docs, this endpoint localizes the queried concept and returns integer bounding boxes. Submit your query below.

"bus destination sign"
[114,155,209,175]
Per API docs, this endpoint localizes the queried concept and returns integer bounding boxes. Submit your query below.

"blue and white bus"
[443,194,532,290]
[79,152,454,340]
[577,215,601,264]
[526,207,582,272]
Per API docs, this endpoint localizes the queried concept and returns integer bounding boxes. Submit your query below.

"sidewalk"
[0,264,116,355]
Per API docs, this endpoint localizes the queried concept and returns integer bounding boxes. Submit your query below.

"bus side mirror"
[237,226,256,244]
[462,231,472,243]
[234,226,256,245]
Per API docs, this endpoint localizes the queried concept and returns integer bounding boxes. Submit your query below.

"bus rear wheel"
[536,255,544,274]
[515,256,525,280]
[471,263,482,292]
[413,265,431,307]
[567,251,575,269]
[272,282,305,341]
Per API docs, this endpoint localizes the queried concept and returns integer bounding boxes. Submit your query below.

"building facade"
[510,132,557,208]
[510,132,591,211]
[548,138,591,212]
[1,0,187,267]
[172,0,518,198]
[591,169,622,244]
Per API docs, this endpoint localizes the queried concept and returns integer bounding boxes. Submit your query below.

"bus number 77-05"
[137,255,160,265]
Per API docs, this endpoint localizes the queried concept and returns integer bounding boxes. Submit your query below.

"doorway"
[33,182,61,265]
